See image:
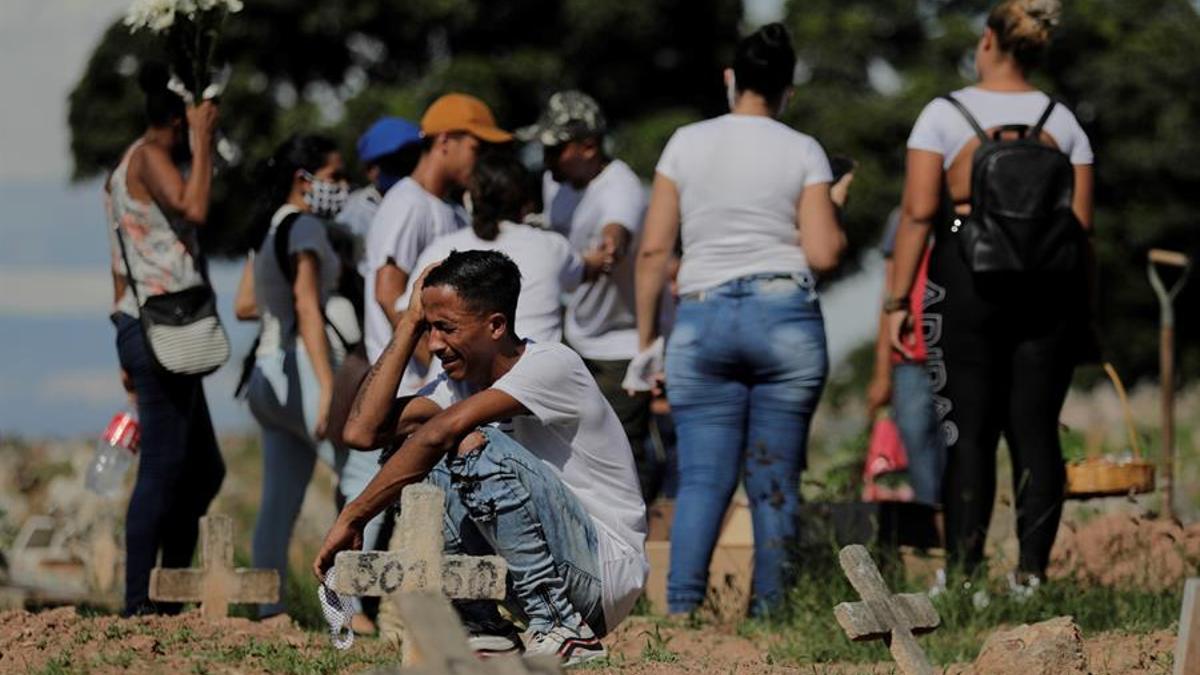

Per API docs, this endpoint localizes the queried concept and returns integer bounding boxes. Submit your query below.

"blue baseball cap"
[357,117,421,164]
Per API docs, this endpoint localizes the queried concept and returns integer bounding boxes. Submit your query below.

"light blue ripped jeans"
[665,272,828,616]
[424,426,607,636]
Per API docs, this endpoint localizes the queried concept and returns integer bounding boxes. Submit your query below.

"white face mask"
[302,171,349,218]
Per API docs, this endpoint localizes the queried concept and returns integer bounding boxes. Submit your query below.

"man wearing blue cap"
[336,117,423,268]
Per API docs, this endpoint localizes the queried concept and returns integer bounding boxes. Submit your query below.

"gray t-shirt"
[254,205,342,356]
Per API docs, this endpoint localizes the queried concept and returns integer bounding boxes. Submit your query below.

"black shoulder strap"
[113,225,143,308]
[940,94,989,143]
[1030,98,1058,138]
[272,212,303,283]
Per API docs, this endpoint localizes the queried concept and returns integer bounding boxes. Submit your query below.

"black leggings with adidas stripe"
[923,235,1087,578]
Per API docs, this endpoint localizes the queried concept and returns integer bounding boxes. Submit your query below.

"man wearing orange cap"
[362,93,512,393]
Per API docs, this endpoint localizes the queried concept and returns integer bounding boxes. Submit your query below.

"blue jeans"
[665,273,827,615]
[114,312,225,616]
[425,427,606,636]
[892,363,946,506]
[246,343,381,617]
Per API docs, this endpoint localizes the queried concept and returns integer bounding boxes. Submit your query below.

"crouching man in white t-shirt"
[314,249,648,666]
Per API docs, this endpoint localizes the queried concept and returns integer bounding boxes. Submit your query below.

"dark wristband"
[883,296,910,313]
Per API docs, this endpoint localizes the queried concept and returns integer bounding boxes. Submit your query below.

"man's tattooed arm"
[343,314,426,449]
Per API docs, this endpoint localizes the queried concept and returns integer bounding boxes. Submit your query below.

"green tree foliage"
[781,0,1200,383]
[69,0,739,249]
[69,0,1198,382]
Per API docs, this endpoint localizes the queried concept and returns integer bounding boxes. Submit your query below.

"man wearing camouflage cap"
[519,91,655,499]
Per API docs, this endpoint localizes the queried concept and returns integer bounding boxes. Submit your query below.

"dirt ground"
[0,606,1177,674]
[598,618,1177,674]
[1050,510,1200,589]
[0,605,397,673]
[1,504,1194,674]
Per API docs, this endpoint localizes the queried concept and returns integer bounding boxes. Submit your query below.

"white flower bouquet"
[124,0,244,100]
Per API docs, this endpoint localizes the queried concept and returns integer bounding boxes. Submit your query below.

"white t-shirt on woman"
[907,86,1094,168]
[655,114,833,296]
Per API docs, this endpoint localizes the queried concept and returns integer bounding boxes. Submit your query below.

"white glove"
[622,337,665,393]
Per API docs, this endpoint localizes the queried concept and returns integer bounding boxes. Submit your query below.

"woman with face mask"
[632,23,849,617]
[237,133,351,621]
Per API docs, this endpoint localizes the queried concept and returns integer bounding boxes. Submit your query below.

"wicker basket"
[1065,363,1156,499]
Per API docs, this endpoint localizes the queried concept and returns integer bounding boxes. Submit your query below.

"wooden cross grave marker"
[330,483,508,662]
[833,544,941,675]
[149,514,279,619]
[374,591,562,675]
[1174,577,1200,675]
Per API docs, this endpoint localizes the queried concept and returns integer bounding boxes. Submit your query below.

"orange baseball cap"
[420,93,513,143]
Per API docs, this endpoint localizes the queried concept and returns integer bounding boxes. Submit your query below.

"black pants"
[115,313,226,615]
[924,245,1082,577]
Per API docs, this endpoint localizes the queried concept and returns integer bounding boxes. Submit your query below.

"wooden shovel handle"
[1148,249,1190,268]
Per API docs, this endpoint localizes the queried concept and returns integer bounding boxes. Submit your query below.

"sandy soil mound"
[1051,512,1200,589]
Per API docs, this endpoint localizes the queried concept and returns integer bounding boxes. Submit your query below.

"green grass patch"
[741,549,1181,666]
[35,655,74,675]
[197,638,391,674]
[640,623,679,663]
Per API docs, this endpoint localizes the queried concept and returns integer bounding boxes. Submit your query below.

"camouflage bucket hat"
[516,90,607,146]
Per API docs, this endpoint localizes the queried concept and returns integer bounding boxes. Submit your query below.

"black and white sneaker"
[525,623,606,666]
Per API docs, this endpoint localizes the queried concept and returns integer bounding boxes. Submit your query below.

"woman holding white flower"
[107,62,223,617]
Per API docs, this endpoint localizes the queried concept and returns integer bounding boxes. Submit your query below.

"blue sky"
[0,0,882,438]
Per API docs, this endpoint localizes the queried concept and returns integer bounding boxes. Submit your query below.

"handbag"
[861,415,914,503]
[114,224,231,377]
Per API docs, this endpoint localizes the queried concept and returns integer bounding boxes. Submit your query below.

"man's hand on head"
[401,260,443,331]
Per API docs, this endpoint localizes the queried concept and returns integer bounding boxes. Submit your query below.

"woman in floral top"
[106,62,223,617]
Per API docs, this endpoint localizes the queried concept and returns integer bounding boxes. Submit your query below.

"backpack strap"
[271,211,357,353]
[940,94,989,143]
[272,212,303,283]
[1030,98,1058,138]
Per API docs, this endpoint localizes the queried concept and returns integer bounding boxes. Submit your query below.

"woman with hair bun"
[887,0,1094,585]
[634,22,849,616]
[106,61,224,616]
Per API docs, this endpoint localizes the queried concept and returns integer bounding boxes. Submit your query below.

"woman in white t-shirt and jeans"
[887,0,1094,584]
[634,23,847,616]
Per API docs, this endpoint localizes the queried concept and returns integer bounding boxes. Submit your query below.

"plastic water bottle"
[85,409,140,497]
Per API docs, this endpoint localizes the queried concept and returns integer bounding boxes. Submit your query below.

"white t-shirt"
[907,86,1094,168]
[543,160,646,361]
[363,177,467,392]
[656,114,833,296]
[418,341,648,628]
[404,221,584,345]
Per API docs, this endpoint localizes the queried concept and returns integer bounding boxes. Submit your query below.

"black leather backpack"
[942,93,1082,274]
